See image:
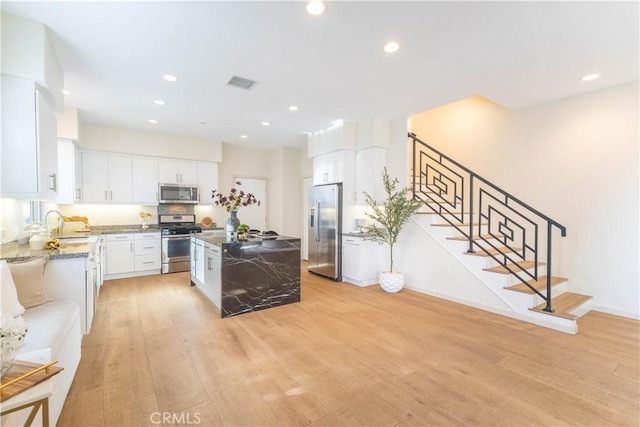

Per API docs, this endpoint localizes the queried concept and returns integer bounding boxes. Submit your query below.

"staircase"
[408,132,592,334]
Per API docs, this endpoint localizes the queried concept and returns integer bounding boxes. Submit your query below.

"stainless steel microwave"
[158,183,199,204]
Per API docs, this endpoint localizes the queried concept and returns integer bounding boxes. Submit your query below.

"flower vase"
[0,353,15,379]
[226,210,240,238]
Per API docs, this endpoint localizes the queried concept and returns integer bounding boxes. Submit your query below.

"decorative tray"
[0,360,63,402]
[258,235,278,240]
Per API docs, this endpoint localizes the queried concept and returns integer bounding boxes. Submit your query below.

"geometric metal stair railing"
[409,132,567,313]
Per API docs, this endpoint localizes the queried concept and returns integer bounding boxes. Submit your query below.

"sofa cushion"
[0,260,26,316]
[19,300,80,357]
[9,256,51,308]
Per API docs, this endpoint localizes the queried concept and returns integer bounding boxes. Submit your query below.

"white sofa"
[1,258,82,427]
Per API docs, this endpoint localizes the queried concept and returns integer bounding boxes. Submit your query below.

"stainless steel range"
[159,214,201,274]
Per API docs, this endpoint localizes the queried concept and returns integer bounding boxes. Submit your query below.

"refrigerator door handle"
[315,200,320,242]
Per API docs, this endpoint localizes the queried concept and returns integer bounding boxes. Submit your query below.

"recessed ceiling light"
[163,74,178,82]
[306,1,326,15]
[240,135,248,139]
[289,106,299,111]
[62,89,71,95]
[148,119,159,124]
[261,121,271,126]
[581,73,600,81]
[384,41,400,53]
[153,100,166,106]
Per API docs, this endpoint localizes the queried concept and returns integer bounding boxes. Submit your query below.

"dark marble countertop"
[193,233,300,250]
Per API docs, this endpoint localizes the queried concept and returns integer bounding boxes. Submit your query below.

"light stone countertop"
[0,236,99,262]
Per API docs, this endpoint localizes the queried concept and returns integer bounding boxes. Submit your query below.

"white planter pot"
[379,271,404,293]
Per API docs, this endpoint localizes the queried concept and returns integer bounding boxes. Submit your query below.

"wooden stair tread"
[483,260,545,274]
[447,234,501,241]
[465,246,522,257]
[529,292,593,320]
[504,276,568,294]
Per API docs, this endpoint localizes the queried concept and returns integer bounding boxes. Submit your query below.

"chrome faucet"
[44,210,65,233]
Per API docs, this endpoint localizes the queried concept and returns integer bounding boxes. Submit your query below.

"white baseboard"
[592,304,640,320]
[404,284,578,334]
[104,269,160,281]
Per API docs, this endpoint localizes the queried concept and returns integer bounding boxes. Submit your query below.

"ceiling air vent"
[227,75,258,91]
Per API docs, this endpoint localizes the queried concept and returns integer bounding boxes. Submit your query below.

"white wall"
[0,199,30,243]
[266,147,302,237]
[81,123,222,162]
[400,82,639,319]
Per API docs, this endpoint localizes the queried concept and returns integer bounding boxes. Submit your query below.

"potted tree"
[362,168,422,293]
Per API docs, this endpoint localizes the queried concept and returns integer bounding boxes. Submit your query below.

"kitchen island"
[191,233,301,318]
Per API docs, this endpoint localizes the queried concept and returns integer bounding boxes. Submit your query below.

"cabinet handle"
[179,173,183,182]
[76,188,82,199]
[176,173,179,182]
[130,242,133,252]
[49,173,57,191]
[143,246,154,249]
[110,190,113,200]
[105,190,108,200]
[156,192,159,201]
[143,261,154,265]
[114,236,128,239]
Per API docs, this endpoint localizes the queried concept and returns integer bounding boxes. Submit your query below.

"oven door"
[161,235,191,263]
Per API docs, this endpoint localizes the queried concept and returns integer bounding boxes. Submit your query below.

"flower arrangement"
[139,212,152,229]
[211,181,261,212]
[1,313,28,378]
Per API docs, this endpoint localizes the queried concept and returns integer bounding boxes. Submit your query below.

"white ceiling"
[2,1,638,149]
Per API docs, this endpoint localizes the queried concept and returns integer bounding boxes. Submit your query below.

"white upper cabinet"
[196,162,218,205]
[158,159,198,184]
[2,13,64,112]
[132,156,159,204]
[56,139,76,204]
[1,76,58,199]
[107,156,133,203]
[81,152,132,203]
[308,120,357,158]
[312,150,355,186]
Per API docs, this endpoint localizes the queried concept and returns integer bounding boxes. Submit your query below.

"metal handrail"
[409,132,567,312]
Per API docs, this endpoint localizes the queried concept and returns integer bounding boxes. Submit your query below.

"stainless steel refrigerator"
[308,183,342,281]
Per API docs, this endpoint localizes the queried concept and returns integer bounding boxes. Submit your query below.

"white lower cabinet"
[105,232,160,279]
[202,243,221,307]
[190,237,205,287]
[134,232,161,271]
[342,236,380,286]
[44,244,98,334]
[191,237,222,309]
[106,234,135,275]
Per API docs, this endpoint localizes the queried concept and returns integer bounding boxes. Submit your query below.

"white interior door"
[302,177,312,260]
[234,177,266,231]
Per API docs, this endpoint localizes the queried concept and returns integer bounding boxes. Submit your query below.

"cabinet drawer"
[106,233,134,242]
[135,232,160,240]
[134,239,161,255]
[135,254,160,271]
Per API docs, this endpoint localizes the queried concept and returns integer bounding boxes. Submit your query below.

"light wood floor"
[58,265,639,426]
